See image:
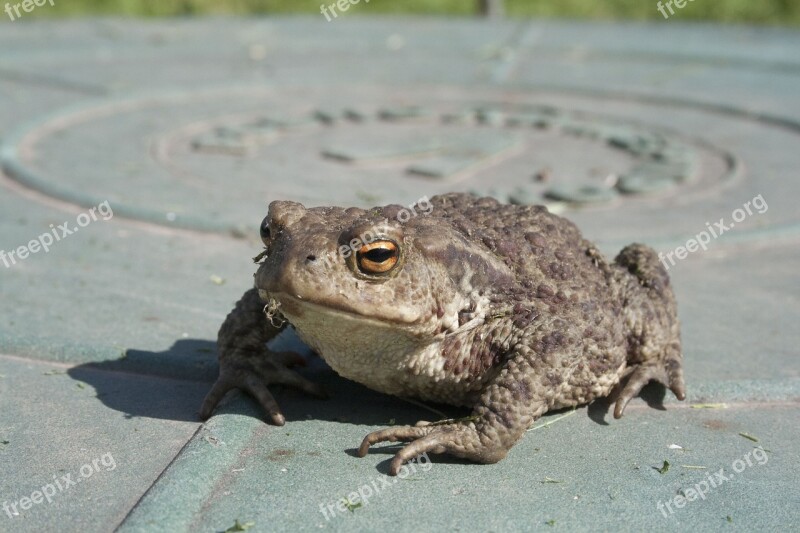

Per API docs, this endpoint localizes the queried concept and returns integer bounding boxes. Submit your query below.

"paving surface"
[0,16,798,533]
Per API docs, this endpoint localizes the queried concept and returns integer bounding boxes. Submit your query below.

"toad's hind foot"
[613,357,686,419]
[357,419,509,476]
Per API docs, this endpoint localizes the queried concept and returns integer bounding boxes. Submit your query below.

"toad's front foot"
[357,419,508,475]
[199,349,327,425]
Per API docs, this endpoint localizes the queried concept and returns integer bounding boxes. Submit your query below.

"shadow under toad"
[67,335,672,475]
[65,337,466,427]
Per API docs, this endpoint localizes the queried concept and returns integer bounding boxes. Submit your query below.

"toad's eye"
[356,240,399,274]
[260,216,271,245]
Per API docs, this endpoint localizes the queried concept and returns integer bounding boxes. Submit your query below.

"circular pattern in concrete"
[2,85,746,239]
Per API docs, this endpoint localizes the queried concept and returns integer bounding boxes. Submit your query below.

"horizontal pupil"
[363,248,395,263]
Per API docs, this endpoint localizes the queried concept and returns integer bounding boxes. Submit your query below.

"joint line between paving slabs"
[112,425,205,532]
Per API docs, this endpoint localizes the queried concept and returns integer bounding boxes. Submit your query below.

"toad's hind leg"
[613,243,686,418]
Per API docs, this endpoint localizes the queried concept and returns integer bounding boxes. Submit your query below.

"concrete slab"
[120,377,800,532]
[0,355,207,531]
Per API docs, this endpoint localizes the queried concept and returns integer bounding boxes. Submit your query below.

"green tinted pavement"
[0,16,798,532]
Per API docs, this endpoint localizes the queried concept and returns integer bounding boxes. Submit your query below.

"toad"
[200,193,685,474]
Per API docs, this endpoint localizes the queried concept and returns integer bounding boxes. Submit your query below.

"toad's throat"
[265,292,435,396]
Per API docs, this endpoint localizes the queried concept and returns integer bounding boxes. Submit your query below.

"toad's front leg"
[358,344,554,475]
[199,288,326,424]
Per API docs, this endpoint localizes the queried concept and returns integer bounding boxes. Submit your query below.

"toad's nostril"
[306,254,317,262]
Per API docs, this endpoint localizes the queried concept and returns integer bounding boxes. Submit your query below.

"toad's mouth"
[258,289,421,330]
